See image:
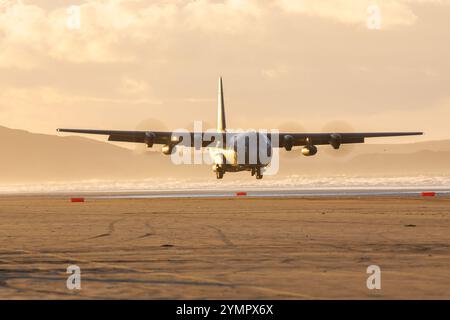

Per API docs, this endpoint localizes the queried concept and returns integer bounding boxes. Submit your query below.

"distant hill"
[333,139,450,157]
[345,151,450,175]
[280,149,450,175]
[0,126,206,183]
[278,140,450,175]
[0,125,449,182]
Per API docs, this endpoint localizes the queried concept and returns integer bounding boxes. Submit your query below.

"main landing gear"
[216,169,224,179]
[251,167,263,180]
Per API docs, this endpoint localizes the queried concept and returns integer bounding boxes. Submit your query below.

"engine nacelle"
[162,144,174,155]
[301,145,318,156]
[329,133,342,150]
[144,132,156,148]
[284,135,294,151]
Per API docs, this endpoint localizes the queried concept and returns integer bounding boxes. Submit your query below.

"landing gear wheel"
[251,167,256,176]
[216,170,224,179]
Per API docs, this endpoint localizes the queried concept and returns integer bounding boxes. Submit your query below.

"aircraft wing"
[56,128,214,147]
[57,128,423,148]
[277,132,423,148]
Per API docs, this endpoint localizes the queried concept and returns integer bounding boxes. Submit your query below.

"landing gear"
[255,167,263,180]
[252,167,263,179]
[214,155,226,180]
[216,168,224,179]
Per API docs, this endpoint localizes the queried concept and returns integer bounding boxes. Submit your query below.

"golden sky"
[0,0,449,142]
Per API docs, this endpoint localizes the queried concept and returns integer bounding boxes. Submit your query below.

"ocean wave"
[1,175,450,194]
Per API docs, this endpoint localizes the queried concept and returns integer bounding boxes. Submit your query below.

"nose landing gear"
[213,155,226,179]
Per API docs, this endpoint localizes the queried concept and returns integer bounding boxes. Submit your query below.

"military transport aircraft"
[57,78,422,180]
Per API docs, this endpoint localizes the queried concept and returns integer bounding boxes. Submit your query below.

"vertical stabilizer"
[217,77,226,132]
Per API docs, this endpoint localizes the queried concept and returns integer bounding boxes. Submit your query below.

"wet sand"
[0,196,450,299]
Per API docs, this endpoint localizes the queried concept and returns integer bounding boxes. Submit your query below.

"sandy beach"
[0,196,449,299]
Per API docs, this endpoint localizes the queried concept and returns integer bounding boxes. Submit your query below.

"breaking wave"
[1,175,450,194]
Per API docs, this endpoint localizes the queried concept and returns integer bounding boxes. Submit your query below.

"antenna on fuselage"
[217,77,226,132]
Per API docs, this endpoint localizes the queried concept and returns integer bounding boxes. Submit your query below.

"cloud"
[0,85,163,131]
[261,65,288,79]
[0,0,267,66]
[119,77,150,95]
[1,0,448,68]
[0,0,449,140]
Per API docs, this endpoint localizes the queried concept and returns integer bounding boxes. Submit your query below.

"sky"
[0,0,449,142]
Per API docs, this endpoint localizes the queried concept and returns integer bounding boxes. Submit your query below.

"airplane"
[57,77,423,180]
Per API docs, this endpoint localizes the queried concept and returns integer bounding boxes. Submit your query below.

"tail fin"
[217,77,226,132]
